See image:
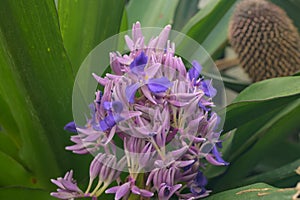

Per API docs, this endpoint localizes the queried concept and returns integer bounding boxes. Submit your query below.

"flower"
[125,51,172,103]
[106,177,153,200]
[51,170,85,199]
[52,21,228,200]
[64,121,77,133]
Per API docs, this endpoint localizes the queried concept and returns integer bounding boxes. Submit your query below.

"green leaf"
[58,0,125,72]
[172,0,199,31]
[224,77,300,132]
[206,183,296,200]
[233,77,300,103]
[180,0,238,57]
[126,0,179,28]
[213,98,300,191]
[0,187,55,200]
[0,151,35,187]
[0,0,88,187]
[241,159,300,187]
[0,133,20,164]
[0,94,21,147]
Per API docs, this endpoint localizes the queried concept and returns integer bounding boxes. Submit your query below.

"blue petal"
[147,77,172,93]
[103,101,123,113]
[190,186,206,196]
[99,114,124,131]
[212,145,229,166]
[130,51,148,75]
[190,171,208,195]
[125,83,141,103]
[188,60,202,81]
[198,101,211,112]
[194,171,207,187]
[201,80,217,98]
[64,121,77,133]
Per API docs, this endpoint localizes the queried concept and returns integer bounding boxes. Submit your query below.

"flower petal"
[103,101,123,113]
[125,82,141,103]
[64,121,77,133]
[147,77,172,93]
[211,145,229,166]
[201,80,217,98]
[188,60,202,81]
[105,186,120,194]
[115,182,130,200]
[139,189,154,197]
[131,185,141,195]
[130,51,148,75]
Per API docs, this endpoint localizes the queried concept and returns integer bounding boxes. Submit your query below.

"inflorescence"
[51,22,228,200]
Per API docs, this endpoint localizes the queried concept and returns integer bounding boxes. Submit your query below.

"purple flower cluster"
[52,22,228,200]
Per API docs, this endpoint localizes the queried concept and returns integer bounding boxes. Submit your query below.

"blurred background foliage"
[0,0,299,199]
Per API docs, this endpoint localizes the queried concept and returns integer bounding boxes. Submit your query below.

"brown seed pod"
[228,0,300,82]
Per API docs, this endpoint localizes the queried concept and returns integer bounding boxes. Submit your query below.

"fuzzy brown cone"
[229,0,300,82]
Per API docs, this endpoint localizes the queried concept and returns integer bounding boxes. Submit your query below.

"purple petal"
[125,83,141,103]
[176,160,195,168]
[98,113,123,131]
[103,101,123,113]
[110,53,123,75]
[60,179,81,192]
[115,182,130,200]
[211,145,229,166]
[50,191,77,199]
[201,80,217,98]
[144,63,161,78]
[89,153,106,179]
[205,154,227,166]
[125,35,134,51]
[158,183,182,200]
[188,60,202,81]
[105,186,120,194]
[92,73,108,86]
[171,145,188,158]
[194,171,207,187]
[64,121,77,133]
[139,189,154,197]
[147,77,172,93]
[130,51,148,74]
[131,185,141,195]
[198,100,211,112]
[132,21,143,42]
[51,179,64,189]
[140,85,157,104]
[157,25,171,50]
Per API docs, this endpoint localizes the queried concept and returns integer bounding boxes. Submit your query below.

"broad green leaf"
[180,0,238,57]
[172,0,199,31]
[213,99,300,191]
[0,0,90,186]
[0,133,20,164]
[0,151,35,187]
[224,94,300,133]
[200,1,237,59]
[126,0,179,28]
[0,187,55,200]
[233,77,300,103]
[206,183,296,200]
[241,159,300,187]
[225,106,283,160]
[254,139,300,175]
[0,94,21,146]
[58,0,125,72]
[224,77,300,132]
